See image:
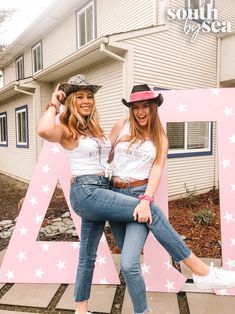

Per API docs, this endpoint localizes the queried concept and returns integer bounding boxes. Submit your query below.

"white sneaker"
[192,262,235,289]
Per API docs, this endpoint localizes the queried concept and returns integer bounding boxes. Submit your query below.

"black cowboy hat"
[122,84,163,108]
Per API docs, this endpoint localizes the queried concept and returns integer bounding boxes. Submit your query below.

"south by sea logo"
[167,2,232,43]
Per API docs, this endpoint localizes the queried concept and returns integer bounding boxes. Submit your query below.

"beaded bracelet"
[138,194,154,203]
[46,102,60,115]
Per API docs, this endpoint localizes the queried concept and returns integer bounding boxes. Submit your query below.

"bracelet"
[46,102,60,115]
[138,194,154,203]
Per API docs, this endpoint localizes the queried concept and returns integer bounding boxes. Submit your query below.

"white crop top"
[66,137,111,176]
[112,121,156,180]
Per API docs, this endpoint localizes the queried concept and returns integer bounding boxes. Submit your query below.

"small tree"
[0,9,16,52]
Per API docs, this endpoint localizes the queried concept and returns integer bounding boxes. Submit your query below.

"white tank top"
[112,121,156,180]
[66,137,111,176]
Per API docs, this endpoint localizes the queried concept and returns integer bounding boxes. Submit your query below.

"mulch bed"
[0,173,221,258]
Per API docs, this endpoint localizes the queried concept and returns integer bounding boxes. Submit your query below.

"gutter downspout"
[100,42,132,119]
[14,85,35,96]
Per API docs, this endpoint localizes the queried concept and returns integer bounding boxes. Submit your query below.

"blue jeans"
[70,175,191,308]
[110,184,150,314]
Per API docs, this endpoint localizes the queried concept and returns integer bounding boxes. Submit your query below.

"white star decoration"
[99,277,109,284]
[223,212,234,223]
[71,242,80,250]
[42,164,51,174]
[141,263,151,274]
[164,280,175,291]
[17,251,26,262]
[35,267,44,278]
[220,158,231,169]
[41,243,50,252]
[56,260,66,271]
[164,261,173,270]
[177,104,187,113]
[41,184,51,194]
[223,107,234,118]
[211,88,221,96]
[97,255,106,266]
[29,196,38,206]
[230,238,235,246]
[231,184,235,192]
[225,258,235,269]
[51,144,60,154]
[228,134,235,144]
[19,226,28,236]
[5,270,15,280]
[34,214,43,224]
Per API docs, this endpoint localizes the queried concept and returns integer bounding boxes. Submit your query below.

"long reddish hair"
[120,101,166,164]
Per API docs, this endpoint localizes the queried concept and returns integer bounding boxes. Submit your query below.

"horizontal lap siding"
[215,0,235,31]
[97,0,154,36]
[82,60,124,134]
[0,95,36,181]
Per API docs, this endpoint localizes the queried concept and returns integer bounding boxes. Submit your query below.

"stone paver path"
[1,251,235,313]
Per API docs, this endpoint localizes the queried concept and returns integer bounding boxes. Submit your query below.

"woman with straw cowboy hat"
[38,75,235,314]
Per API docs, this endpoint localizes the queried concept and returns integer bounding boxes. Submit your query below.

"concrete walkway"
[1,250,235,314]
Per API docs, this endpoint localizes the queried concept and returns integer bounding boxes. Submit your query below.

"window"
[76,2,95,47]
[185,0,215,21]
[167,121,212,157]
[32,42,43,74]
[15,106,29,148]
[16,56,24,80]
[0,112,7,147]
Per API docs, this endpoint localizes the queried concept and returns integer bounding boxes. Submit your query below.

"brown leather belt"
[110,178,148,189]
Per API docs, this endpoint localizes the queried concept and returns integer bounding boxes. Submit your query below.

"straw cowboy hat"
[59,74,102,98]
[122,84,163,108]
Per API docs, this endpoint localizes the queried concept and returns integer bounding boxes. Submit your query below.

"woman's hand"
[133,200,153,224]
[51,83,66,106]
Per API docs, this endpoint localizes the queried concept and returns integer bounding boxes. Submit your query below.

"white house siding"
[97,0,155,37]
[215,0,235,31]
[81,60,124,134]
[0,94,36,181]
[3,63,15,86]
[42,15,77,69]
[120,26,217,89]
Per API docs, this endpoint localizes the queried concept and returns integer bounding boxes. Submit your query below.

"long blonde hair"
[59,91,104,139]
[120,101,166,164]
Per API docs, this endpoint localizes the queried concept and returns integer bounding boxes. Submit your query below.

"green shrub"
[194,208,216,226]
[183,183,199,208]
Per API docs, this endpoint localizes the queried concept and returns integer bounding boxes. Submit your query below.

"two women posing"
[38,75,235,314]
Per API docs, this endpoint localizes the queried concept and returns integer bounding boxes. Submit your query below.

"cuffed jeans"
[70,175,191,307]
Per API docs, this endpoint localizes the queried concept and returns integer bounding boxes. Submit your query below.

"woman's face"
[132,101,150,127]
[75,89,94,117]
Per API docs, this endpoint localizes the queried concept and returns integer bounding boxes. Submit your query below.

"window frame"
[185,0,215,22]
[15,105,29,148]
[0,111,8,147]
[31,41,43,74]
[167,121,213,158]
[15,55,24,80]
[76,1,96,48]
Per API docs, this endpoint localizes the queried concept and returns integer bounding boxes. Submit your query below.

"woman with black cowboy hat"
[38,77,235,314]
